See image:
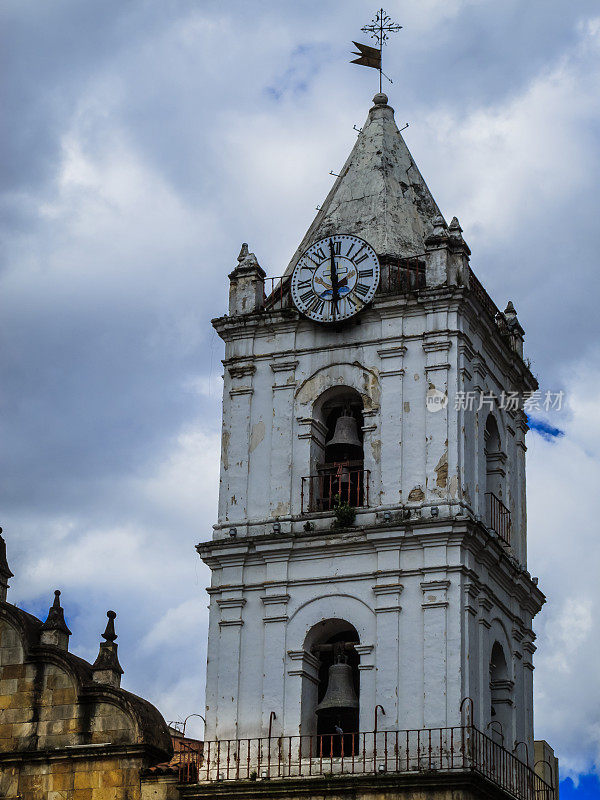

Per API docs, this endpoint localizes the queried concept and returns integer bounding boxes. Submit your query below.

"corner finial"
[228,243,266,316]
[431,214,448,237]
[40,588,72,649]
[102,610,118,643]
[0,528,14,602]
[500,300,524,353]
[503,300,521,330]
[449,216,463,234]
[92,610,123,687]
[372,92,388,106]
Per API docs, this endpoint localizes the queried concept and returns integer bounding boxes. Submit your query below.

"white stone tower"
[199,93,544,765]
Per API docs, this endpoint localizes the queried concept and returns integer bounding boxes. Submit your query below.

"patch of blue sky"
[20,591,82,633]
[19,597,53,623]
[561,774,600,799]
[265,43,330,100]
[527,415,565,441]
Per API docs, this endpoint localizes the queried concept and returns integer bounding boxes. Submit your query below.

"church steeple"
[286,93,443,276]
[204,82,543,770]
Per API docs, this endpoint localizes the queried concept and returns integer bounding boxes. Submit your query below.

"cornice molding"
[271,360,299,373]
[228,364,256,379]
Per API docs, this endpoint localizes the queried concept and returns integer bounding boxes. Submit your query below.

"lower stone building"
[0,531,178,800]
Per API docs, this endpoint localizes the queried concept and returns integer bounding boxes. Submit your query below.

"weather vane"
[351,8,402,93]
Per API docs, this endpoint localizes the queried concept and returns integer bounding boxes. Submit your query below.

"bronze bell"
[316,656,359,716]
[326,410,362,454]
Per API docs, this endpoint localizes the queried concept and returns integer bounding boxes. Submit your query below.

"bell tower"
[199,92,545,771]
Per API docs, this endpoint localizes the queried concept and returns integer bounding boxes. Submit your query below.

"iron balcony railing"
[469,268,524,355]
[469,268,500,321]
[263,276,292,311]
[176,725,554,800]
[261,263,509,327]
[261,257,426,313]
[486,491,511,545]
[301,465,370,514]
[378,255,426,294]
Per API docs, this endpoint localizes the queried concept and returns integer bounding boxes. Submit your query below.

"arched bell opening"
[303,619,360,757]
[489,641,514,746]
[484,413,510,541]
[310,387,365,512]
[485,415,502,498]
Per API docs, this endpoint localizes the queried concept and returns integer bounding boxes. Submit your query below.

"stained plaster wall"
[203,283,541,763]
[216,288,530,561]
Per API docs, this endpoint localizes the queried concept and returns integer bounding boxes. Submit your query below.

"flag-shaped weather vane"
[351,8,402,93]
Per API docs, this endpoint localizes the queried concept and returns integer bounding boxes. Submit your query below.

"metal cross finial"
[361,8,402,92]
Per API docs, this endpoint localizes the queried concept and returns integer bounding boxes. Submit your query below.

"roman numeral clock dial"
[291,234,380,322]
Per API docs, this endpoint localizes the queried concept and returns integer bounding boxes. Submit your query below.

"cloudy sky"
[2,0,599,794]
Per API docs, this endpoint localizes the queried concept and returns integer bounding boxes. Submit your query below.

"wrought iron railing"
[176,725,553,800]
[471,727,553,800]
[486,491,511,545]
[468,267,525,355]
[260,256,426,313]
[469,268,500,321]
[263,276,292,311]
[259,263,510,326]
[301,466,370,513]
[379,255,426,294]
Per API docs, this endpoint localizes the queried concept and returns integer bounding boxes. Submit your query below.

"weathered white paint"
[285,94,443,270]
[200,94,543,766]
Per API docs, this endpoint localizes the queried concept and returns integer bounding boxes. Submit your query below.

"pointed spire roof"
[285,93,444,276]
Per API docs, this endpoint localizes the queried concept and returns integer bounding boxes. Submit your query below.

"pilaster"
[260,548,292,736]
[421,579,450,728]
[423,336,451,505]
[378,345,406,507]
[356,643,375,733]
[224,363,255,527]
[214,553,247,740]
[372,573,402,729]
[269,360,298,519]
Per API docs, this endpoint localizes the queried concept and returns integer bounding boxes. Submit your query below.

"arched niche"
[305,619,360,741]
[286,594,375,742]
[487,620,515,747]
[485,414,502,492]
[295,363,379,513]
[308,386,365,511]
[484,413,509,535]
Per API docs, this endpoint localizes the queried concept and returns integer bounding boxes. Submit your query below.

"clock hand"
[329,239,339,317]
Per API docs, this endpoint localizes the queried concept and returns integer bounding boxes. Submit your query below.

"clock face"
[291,234,380,323]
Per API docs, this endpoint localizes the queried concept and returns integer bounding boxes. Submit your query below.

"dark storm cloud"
[1,1,131,193]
